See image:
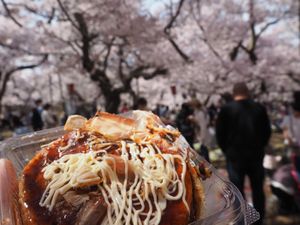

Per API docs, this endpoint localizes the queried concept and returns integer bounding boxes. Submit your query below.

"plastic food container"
[0,127,260,225]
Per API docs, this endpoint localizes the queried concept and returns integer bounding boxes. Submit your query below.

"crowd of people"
[0,100,60,136]
[0,83,300,224]
[174,83,300,225]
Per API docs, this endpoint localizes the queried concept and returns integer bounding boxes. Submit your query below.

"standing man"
[41,104,57,129]
[176,102,195,147]
[191,99,210,161]
[216,82,271,225]
[31,99,43,131]
[65,84,83,116]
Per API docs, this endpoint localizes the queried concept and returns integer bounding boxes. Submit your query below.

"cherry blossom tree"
[0,0,299,112]
[0,0,171,112]
[161,0,300,102]
[0,1,48,111]
[38,0,170,112]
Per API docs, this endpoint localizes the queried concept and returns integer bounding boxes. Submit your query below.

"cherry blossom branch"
[238,2,281,64]
[129,65,168,80]
[43,28,81,55]
[229,0,279,65]
[1,0,22,27]
[117,46,125,82]
[0,55,47,106]
[190,4,226,67]
[164,0,185,32]
[103,37,115,72]
[116,46,134,95]
[7,55,48,74]
[166,37,191,62]
[115,65,168,94]
[23,5,56,24]
[47,7,56,24]
[256,18,281,40]
[140,67,168,80]
[57,0,80,31]
[164,0,191,62]
[73,12,94,72]
[189,1,246,81]
[0,42,44,56]
[0,40,73,56]
[72,12,113,97]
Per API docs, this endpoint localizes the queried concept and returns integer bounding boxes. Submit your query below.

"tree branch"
[191,8,226,66]
[240,43,250,53]
[167,37,191,62]
[0,39,72,56]
[115,65,168,94]
[117,46,125,82]
[1,0,23,27]
[103,37,115,72]
[141,67,168,80]
[90,69,112,96]
[164,0,191,62]
[0,42,45,56]
[129,65,151,78]
[249,21,256,51]
[229,1,258,65]
[229,2,279,65]
[164,0,185,32]
[72,12,113,100]
[7,55,48,74]
[229,41,242,61]
[43,29,81,55]
[256,18,280,40]
[246,0,260,64]
[57,0,80,31]
[23,5,55,23]
[0,55,47,106]
[73,12,94,72]
[48,7,56,24]
[130,65,168,80]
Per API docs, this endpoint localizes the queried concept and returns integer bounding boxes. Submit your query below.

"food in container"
[0,111,260,225]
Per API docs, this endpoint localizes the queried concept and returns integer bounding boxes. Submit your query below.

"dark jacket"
[176,103,195,146]
[31,108,43,131]
[216,99,271,162]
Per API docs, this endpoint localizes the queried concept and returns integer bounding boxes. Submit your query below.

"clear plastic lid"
[0,126,260,225]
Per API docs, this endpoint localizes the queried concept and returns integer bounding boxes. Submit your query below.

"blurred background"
[0,0,299,224]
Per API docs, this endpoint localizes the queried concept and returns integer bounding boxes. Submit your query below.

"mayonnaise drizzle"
[40,141,189,225]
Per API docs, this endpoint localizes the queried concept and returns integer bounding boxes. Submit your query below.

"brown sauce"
[21,131,194,225]
[22,132,90,225]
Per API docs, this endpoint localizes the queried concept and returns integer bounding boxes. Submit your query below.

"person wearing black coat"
[31,99,43,131]
[176,103,195,147]
[216,83,271,225]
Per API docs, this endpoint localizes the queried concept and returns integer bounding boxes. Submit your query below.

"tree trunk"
[0,72,11,114]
